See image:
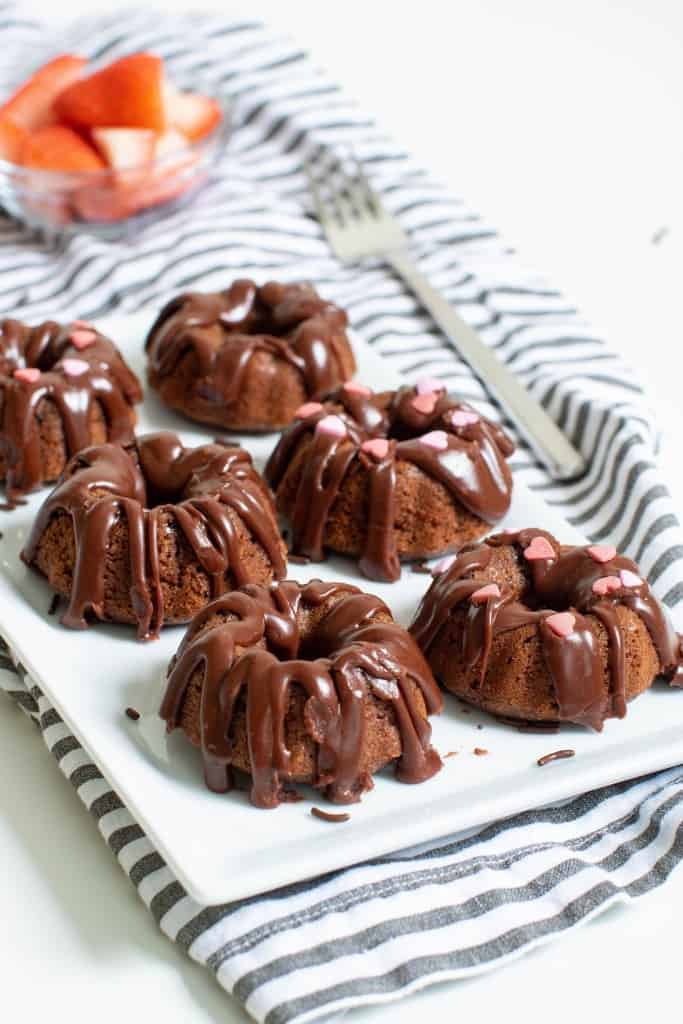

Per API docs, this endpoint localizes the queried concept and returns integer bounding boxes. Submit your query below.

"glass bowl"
[0,100,231,240]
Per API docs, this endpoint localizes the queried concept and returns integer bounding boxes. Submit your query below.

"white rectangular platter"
[2,311,683,906]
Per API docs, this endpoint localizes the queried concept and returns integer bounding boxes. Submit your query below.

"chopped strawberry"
[92,128,156,169]
[55,54,165,132]
[163,81,221,142]
[0,117,29,163]
[19,125,105,172]
[0,55,86,130]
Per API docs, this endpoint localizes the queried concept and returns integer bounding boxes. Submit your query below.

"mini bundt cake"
[264,377,515,582]
[22,431,287,640]
[145,279,356,431]
[0,318,142,502]
[410,528,683,730]
[161,579,443,808]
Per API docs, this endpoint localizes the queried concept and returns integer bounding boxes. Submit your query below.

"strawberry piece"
[92,128,156,170]
[163,81,221,141]
[19,125,105,172]
[55,54,165,132]
[0,117,29,163]
[0,55,86,130]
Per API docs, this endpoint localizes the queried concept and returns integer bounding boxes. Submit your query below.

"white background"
[2,1,683,1022]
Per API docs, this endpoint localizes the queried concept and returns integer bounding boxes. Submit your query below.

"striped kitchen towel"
[2,5,683,1023]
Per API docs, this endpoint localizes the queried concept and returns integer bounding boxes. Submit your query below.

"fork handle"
[387,249,586,480]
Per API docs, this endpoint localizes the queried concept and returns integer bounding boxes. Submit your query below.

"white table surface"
[2,2,683,1022]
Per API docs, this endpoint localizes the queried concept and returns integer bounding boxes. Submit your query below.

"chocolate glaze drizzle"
[265,383,514,582]
[411,528,683,730]
[0,319,141,500]
[22,432,287,640]
[145,280,353,426]
[160,579,443,808]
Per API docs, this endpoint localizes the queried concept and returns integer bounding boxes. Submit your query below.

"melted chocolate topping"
[0,319,141,499]
[160,579,443,808]
[411,528,683,730]
[265,384,515,582]
[22,432,287,640]
[145,279,352,422]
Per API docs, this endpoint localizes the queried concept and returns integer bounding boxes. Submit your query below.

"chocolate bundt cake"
[0,318,141,502]
[410,528,683,730]
[145,279,356,431]
[161,579,443,808]
[22,432,287,640]
[264,377,515,582]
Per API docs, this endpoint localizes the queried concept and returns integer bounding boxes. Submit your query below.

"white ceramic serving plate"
[1,312,682,906]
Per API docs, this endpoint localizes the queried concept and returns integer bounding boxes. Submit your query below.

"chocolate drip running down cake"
[0,318,142,501]
[161,579,443,808]
[411,528,683,730]
[22,432,287,640]
[265,377,515,582]
[145,279,356,431]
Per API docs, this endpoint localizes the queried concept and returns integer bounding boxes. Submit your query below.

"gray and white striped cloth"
[2,6,683,1023]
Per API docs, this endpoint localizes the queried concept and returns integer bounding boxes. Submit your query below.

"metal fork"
[305,152,585,480]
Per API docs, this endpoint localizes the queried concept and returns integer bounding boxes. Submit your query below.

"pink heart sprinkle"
[361,438,390,460]
[432,554,457,576]
[545,611,576,638]
[419,430,449,451]
[592,575,622,596]
[450,409,480,429]
[587,544,617,564]
[471,583,501,604]
[343,380,372,396]
[411,392,438,415]
[316,414,347,439]
[415,376,443,396]
[523,536,556,561]
[69,329,97,350]
[620,569,644,588]
[294,401,323,419]
[13,367,40,384]
[62,358,90,377]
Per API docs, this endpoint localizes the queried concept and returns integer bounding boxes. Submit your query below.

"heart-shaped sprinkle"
[471,583,501,604]
[316,414,347,439]
[523,536,556,561]
[62,358,90,377]
[432,554,457,576]
[545,611,576,638]
[69,329,97,350]
[343,380,372,396]
[13,367,40,384]
[411,392,438,415]
[592,575,622,596]
[294,401,323,419]
[419,430,449,451]
[620,569,644,588]
[415,376,443,396]
[361,438,390,460]
[587,544,617,564]
[450,409,480,429]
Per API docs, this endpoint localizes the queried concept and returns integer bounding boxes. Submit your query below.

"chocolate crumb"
[476,723,483,730]
[473,747,489,756]
[411,560,432,574]
[48,593,61,616]
[537,748,575,767]
[288,553,311,565]
[443,750,459,759]
[311,807,350,823]
[125,707,141,721]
